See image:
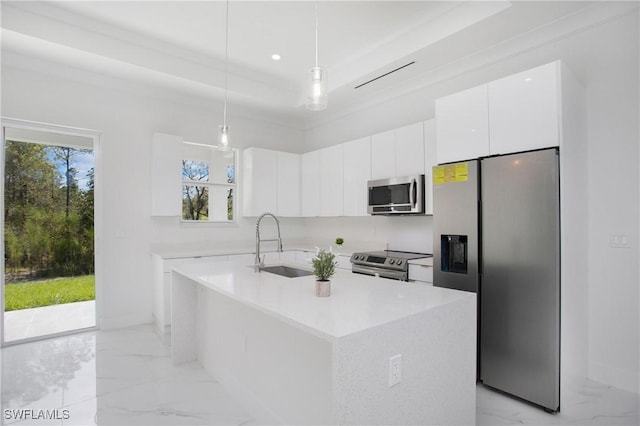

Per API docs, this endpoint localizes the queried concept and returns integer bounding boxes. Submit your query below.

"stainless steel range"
[350,250,432,281]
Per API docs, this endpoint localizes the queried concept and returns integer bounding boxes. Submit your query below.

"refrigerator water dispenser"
[441,235,468,274]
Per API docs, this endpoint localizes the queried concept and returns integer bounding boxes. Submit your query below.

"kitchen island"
[171,261,476,425]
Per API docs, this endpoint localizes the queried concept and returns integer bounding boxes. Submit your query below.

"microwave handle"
[409,178,416,208]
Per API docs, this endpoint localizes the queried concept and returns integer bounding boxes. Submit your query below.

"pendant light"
[218,0,230,148]
[306,2,327,110]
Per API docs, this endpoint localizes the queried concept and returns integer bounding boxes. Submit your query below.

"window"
[181,142,237,222]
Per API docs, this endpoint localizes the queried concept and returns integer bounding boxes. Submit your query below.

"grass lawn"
[4,275,95,311]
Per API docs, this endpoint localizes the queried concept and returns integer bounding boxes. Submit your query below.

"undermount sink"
[259,265,314,278]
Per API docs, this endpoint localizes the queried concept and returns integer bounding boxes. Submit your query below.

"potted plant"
[312,248,337,297]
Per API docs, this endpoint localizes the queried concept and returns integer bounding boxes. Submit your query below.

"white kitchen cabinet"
[151,132,183,216]
[243,148,300,217]
[320,144,344,216]
[370,129,396,180]
[435,84,490,164]
[242,148,277,216]
[409,264,433,285]
[423,119,437,215]
[152,253,228,337]
[277,151,301,217]
[335,254,352,270]
[343,136,371,217]
[489,61,560,155]
[301,150,321,217]
[395,122,425,177]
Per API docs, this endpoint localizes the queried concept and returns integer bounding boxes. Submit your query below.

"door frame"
[0,117,102,346]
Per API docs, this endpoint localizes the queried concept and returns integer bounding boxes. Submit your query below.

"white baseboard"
[99,312,153,330]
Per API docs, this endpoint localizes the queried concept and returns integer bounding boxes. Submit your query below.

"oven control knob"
[397,260,403,265]
[389,259,395,265]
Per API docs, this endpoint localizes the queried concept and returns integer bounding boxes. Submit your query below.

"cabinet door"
[489,62,559,155]
[435,84,490,164]
[301,150,321,217]
[320,144,344,217]
[242,148,277,216]
[277,152,301,217]
[151,133,182,216]
[343,136,371,216]
[395,122,425,176]
[423,119,437,215]
[371,129,396,179]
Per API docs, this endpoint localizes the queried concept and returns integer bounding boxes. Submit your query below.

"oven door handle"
[352,265,406,281]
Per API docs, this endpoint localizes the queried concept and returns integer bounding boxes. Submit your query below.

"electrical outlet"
[389,354,402,387]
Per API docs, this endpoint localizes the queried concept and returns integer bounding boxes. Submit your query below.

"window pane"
[182,185,209,220]
[182,160,209,182]
[209,187,234,222]
[210,150,235,185]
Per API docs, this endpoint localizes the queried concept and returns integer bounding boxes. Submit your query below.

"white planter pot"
[315,280,331,297]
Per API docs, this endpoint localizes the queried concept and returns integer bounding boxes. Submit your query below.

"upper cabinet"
[488,62,559,155]
[371,129,396,180]
[301,150,321,217]
[151,133,182,216]
[320,144,344,217]
[343,136,371,217]
[242,148,278,216]
[277,151,301,217]
[435,85,490,164]
[435,61,565,164]
[423,119,437,215]
[395,122,425,177]
[242,148,300,217]
[371,122,426,179]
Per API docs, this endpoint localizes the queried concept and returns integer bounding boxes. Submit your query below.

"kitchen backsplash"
[303,215,433,254]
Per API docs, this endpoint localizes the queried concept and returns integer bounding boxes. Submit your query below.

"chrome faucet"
[255,212,283,271]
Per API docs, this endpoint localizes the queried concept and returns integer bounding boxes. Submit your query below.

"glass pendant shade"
[306,66,327,111]
[218,124,229,149]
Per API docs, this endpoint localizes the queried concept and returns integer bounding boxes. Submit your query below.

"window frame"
[180,141,239,224]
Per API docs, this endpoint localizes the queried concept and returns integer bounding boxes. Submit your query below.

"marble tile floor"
[1,324,638,426]
[3,301,96,342]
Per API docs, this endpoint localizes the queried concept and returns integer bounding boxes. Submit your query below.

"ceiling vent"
[354,61,415,90]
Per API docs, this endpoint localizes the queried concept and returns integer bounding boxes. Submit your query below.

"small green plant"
[335,237,344,246]
[312,249,338,282]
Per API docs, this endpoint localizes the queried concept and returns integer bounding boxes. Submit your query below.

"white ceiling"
[1,1,631,128]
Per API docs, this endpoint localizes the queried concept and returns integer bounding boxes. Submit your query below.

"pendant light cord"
[314,2,319,67]
[223,0,229,126]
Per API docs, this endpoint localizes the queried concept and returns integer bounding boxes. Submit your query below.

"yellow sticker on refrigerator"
[433,163,469,184]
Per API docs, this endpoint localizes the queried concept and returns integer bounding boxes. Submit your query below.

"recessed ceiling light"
[271,54,281,61]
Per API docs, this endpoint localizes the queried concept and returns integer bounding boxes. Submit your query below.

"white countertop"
[408,257,434,267]
[172,260,472,341]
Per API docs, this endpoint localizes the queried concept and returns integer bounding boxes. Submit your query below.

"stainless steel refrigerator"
[433,148,560,413]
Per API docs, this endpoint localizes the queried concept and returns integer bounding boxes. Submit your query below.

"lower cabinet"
[152,254,228,337]
[408,264,433,285]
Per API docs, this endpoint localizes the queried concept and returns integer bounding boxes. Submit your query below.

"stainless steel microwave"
[368,174,425,215]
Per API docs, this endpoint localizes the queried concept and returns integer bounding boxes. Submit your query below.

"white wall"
[303,11,640,393]
[1,61,307,329]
